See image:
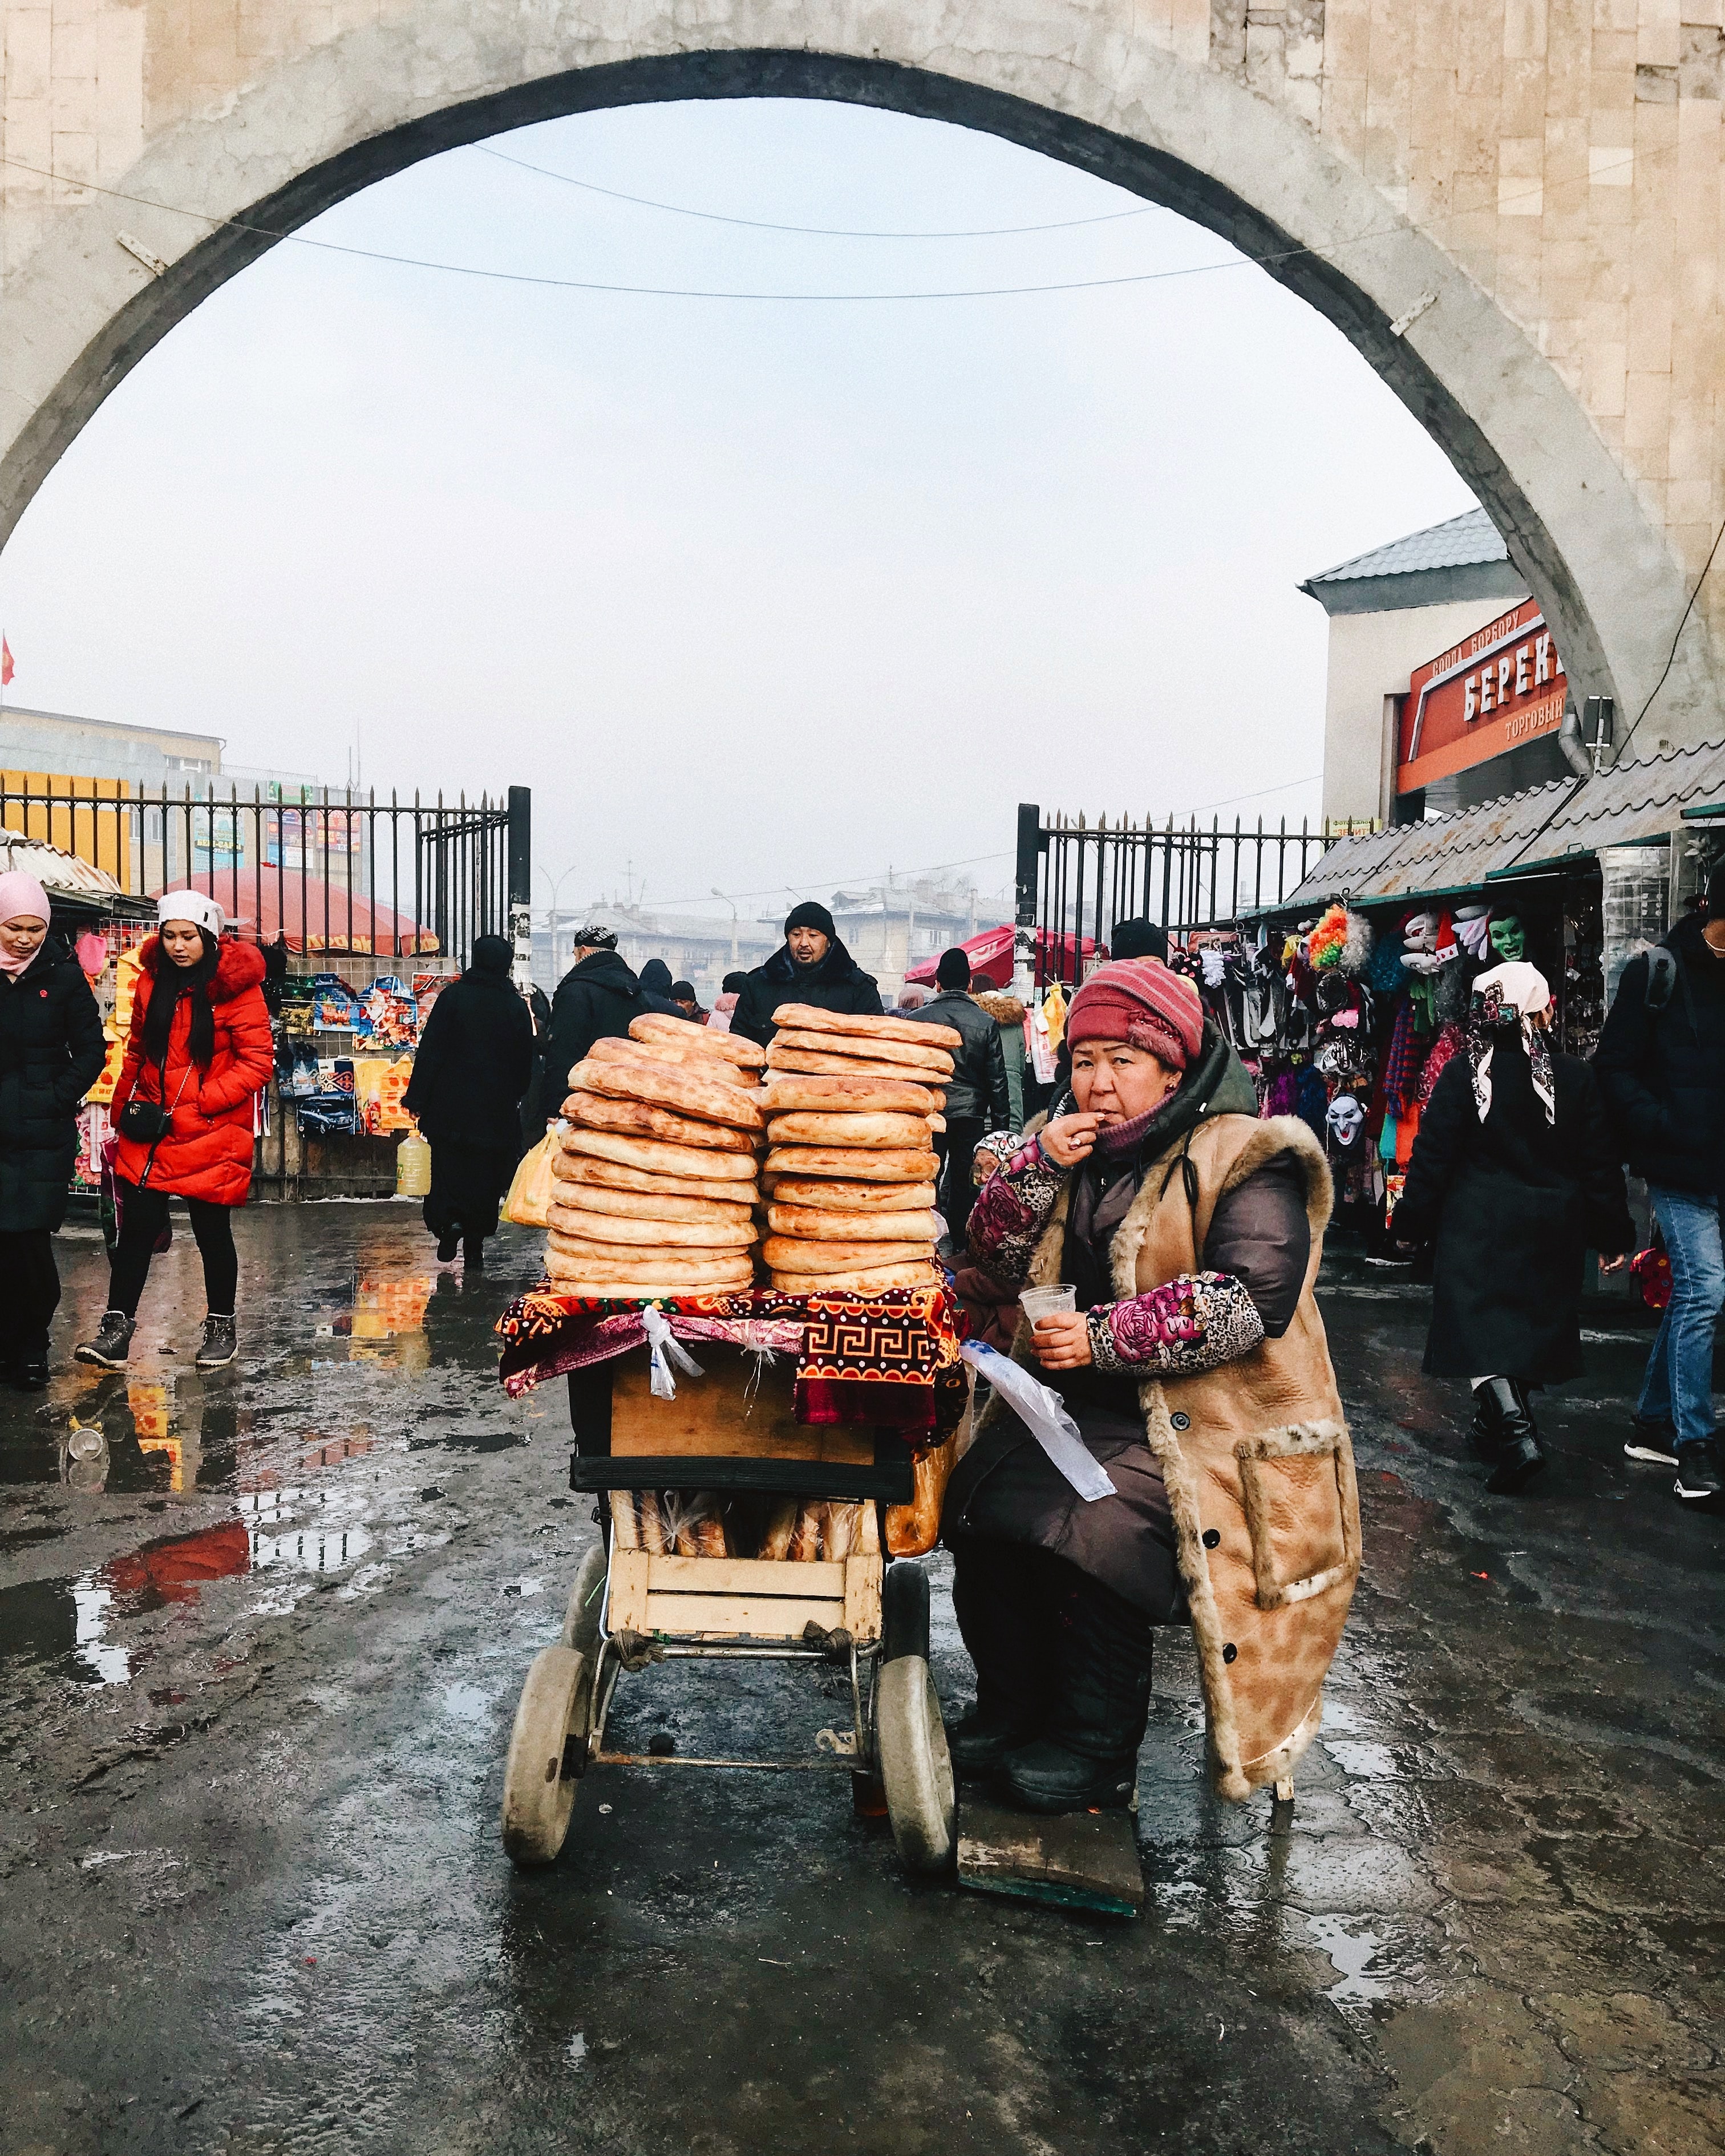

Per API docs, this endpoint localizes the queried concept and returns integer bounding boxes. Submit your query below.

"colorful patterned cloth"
[495,1284,963,1401]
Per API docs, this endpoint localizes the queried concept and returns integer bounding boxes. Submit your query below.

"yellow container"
[396,1127,431,1198]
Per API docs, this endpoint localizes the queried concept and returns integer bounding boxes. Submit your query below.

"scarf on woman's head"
[1468,960,1554,1125]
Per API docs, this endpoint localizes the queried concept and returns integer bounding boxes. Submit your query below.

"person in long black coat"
[730,901,882,1048]
[0,874,106,1387]
[403,935,535,1270]
[533,929,649,1126]
[1395,961,1634,1493]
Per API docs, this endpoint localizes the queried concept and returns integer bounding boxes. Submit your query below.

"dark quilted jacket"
[0,935,106,1232]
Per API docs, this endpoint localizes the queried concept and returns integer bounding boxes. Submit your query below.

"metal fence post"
[1014,803,1040,994]
[507,785,533,986]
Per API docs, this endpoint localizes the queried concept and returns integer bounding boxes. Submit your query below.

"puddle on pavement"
[1305,1912,1433,2013]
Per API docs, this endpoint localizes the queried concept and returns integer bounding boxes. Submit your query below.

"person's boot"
[1478,1377,1545,1494]
[1673,1434,1724,1505]
[195,1316,237,1370]
[75,1312,135,1369]
[948,1540,1058,1779]
[463,1236,485,1272]
[997,1566,1153,1815]
[1624,1415,1679,1466]
[435,1234,459,1264]
[1468,1386,1503,1462]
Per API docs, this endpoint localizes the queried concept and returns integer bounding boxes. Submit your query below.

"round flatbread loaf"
[763,1235,932,1272]
[559,1126,759,1182]
[569,1054,764,1133]
[765,1044,954,1088]
[764,1146,936,1182]
[544,1250,756,1292]
[629,1012,765,1069]
[770,1004,961,1052]
[545,1234,756,1282]
[770,1029,954,1078]
[589,1033,752,1089]
[552,1150,760,1206]
[767,1204,940,1244]
[558,1181,755,1226]
[770,1261,940,1294]
[760,1074,938,1117]
[767,1111,934,1151]
[565,1090,759,1154]
[548,1200,757,1249]
[769,1176,938,1213]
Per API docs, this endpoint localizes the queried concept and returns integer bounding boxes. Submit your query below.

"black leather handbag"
[117,1098,171,1143]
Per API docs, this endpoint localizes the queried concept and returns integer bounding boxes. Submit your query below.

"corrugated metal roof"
[1303,507,1508,589]
[1262,739,1725,913]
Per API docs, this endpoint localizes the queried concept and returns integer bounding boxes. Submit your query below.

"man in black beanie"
[910,946,1010,1245]
[730,899,883,1048]
[1109,917,1169,963]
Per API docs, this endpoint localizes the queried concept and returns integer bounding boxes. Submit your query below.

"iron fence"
[1013,804,1374,988]
[0,776,530,970]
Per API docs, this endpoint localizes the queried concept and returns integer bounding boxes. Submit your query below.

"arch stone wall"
[2,0,1722,743]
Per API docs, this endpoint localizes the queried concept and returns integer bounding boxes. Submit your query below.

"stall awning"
[1254,739,1725,916]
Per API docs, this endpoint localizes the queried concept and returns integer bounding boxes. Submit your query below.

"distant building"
[0,702,223,787]
[1300,509,1552,824]
[827,877,997,1000]
[537,906,779,1002]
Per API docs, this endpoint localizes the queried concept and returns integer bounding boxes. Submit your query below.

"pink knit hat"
[1067,959,1205,1070]
[0,870,51,926]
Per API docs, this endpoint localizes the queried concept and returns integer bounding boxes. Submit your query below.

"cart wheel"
[877,1654,955,1876]
[501,1644,590,1867]
[562,1544,606,1654]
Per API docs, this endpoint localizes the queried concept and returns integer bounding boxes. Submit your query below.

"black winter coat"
[403,967,536,1152]
[536,950,650,1124]
[731,938,883,1048]
[908,989,1010,1126]
[1594,910,1725,1197]
[1395,1041,1634,1383]
[0,936,106,1233]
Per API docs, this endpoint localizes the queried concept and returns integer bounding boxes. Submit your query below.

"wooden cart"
[500,1340,957,1878]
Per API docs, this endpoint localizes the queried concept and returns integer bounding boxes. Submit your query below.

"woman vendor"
[946,958,1360,1815]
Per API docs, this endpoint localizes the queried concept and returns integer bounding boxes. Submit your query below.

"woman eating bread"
[945,959,1360,1817]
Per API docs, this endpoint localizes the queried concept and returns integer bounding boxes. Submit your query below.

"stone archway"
[2,3,1719,741]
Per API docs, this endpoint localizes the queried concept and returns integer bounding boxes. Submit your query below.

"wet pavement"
[0,1203,1720,2156]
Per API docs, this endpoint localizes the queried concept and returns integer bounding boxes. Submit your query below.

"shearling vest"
[1012,1112,1359,1799]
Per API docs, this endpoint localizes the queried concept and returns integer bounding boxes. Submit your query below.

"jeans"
[107,1180,238,1319]
[1637,1185,1724,1449]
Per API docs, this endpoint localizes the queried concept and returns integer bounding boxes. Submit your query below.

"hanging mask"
[1489,915,1525,961]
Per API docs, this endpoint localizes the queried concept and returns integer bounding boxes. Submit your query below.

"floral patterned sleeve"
[965,1136,1067,1290]
[1085,1272,1266,1376]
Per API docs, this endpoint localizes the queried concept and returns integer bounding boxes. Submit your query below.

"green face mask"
[1489,915,1525,961]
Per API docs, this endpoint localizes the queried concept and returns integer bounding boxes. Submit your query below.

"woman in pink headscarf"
[0,870,105,1388]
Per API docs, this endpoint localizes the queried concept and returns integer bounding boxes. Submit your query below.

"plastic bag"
[959,1341,1116,1502]
[502,1130,556,1227]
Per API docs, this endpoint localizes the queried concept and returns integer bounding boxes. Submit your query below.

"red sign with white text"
[1397,598,1565,794]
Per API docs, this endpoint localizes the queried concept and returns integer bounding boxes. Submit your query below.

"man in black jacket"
[730,902,882,1048]
[1596,872,1725,1503]
[909,947,1011,1246]
[534,926,649,1126]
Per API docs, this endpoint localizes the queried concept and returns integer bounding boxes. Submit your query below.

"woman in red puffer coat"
[76,891,273,1373]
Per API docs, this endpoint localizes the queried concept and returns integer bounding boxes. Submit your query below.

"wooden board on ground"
[956,1796,1144,1918]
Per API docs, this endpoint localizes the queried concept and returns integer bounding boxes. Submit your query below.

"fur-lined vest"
[972,1113,1359,1800]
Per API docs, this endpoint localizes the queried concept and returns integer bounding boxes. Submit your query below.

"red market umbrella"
[904,924,1095,988]
[152,872,438,957]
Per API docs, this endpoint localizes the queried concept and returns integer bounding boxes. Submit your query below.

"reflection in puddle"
[313,1272,434,1367]
[72,1578,129,1684]
[1306,1912,1432,2012]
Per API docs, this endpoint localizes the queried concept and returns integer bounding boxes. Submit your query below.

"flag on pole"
[0,637,12,688]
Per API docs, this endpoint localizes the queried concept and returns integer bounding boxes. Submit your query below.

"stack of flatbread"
[759,1004,960,1294]
[548,1014,767,1295]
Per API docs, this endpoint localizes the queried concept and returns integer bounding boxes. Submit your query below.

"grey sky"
[0,98,1475,929]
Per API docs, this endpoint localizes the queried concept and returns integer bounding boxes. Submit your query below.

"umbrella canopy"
[152,872,438,956]
[904,923,1095,988]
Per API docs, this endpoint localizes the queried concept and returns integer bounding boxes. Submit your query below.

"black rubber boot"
[463,1236,485,1272]
[949,1540,1058,1778]
[1477,1377,1546,1494]
[75,1311,135,1370]
[996,1562,1153,1815]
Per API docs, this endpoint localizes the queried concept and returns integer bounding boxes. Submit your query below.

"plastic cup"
[1019,1284,1078,1326]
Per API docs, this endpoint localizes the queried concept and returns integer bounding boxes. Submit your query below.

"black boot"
[1476,1377,1545,1494]
[463,1235,485,1272]
[948,1540,1058,1778]
[997,1562,1153,1815]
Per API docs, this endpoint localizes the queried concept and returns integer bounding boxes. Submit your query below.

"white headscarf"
[1469,960,1554,1125]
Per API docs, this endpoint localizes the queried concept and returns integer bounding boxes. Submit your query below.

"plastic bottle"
[396,1124,431,1198]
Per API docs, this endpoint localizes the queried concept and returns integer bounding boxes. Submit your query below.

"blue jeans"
[1638,1186,1724,1449]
